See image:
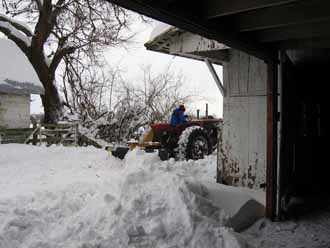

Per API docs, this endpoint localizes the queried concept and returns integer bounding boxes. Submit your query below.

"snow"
[0,21,31,47]
[0,14,33,36]
[243,212,330,247]
[0,39,42,88]
[149,23,174,41]
[0,144,329,247]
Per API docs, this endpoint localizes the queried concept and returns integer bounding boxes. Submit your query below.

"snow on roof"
[145,23,179,56]
[0,39,44,95]
[149,22,174,41]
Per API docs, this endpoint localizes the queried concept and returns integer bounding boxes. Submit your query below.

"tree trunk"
[40,77,63,124]
[29,52,63,124]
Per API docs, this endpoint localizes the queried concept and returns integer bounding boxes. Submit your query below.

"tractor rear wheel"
[178,126,211,160]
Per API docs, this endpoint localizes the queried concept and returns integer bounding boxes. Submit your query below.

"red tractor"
[111,118,221,160]
[149,119,220,160]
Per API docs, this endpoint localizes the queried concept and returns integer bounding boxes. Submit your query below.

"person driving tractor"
[170,104,187,127]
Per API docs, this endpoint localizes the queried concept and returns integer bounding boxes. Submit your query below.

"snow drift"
[0,144,262,248]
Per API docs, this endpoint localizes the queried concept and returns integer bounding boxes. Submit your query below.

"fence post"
[39,124,42,145]
[74,124,78,146]
[32,123,37,145]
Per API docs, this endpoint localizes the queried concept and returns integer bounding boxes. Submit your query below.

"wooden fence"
[25,123,79,146]
[0,128,34,144]
[0,123,104,148]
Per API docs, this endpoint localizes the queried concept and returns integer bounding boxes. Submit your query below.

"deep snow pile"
[0,144,249,248]
[2,145,328,248]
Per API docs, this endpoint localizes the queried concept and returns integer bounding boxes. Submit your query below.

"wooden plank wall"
[220,50,267,190]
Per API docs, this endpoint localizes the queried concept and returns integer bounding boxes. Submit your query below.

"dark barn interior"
[108,0,330,219]
[281,50,330,214]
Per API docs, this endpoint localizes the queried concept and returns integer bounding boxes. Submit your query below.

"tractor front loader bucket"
[107,146,130,159]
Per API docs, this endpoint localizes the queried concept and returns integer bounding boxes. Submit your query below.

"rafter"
[203,0,300,19]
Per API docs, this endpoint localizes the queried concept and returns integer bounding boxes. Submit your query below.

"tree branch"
[50,45,75,73]
[34,0,43,12]
[0,21,30,53]
[0,13,33,37]
[32,0,53,48]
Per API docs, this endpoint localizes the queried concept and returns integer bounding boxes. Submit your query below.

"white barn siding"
[170,32,227,54]
[0,93,30,128]
[221,50,267,189]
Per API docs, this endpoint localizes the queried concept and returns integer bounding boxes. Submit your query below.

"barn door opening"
[279,50,330,219]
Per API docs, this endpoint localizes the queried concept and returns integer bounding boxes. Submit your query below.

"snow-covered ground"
[0,144,329,248]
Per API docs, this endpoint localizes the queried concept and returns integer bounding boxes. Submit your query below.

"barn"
[107,0,330,220]
[146,24,267,188]
[0,39,44,129]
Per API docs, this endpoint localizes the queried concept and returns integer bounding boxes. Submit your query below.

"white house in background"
[0,39,44,128]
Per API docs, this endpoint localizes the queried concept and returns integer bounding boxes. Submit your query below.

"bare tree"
[0,0,136,123]
[61,60,122,121]
[123,65,191,122]
[90,64,193,143]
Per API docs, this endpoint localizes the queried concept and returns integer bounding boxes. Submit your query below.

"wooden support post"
[266,59,278,220]
[216,120,225,184]
[205,59,226,97]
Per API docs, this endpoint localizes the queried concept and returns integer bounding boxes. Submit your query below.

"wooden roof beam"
[248,19,330,43]
[203,0,300,19]
[217,0,330,32]
[189,50,230,62]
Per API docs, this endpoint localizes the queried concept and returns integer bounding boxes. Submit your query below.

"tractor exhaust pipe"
[206,103,208,119]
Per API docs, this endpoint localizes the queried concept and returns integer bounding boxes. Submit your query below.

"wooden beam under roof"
[247,19,330,43]
[203,0,300,19]
[276,37,330,50]
[215,0,330,32]
[188,50,229,63]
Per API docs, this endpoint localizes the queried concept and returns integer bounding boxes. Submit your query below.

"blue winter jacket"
[170,108,187,126]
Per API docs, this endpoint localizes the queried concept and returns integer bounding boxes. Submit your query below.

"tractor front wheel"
[178,126,211,160]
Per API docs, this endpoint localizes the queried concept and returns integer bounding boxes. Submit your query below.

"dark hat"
[179,104,185,111]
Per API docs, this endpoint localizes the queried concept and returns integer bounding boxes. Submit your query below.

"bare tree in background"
[89,64,193,143]
[61,60,122,121]
[0,0,136,123]
[121,65,190,123]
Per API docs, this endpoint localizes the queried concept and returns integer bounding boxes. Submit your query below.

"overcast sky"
[31,20,223,117]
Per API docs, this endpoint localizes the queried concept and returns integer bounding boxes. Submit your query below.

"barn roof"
[108,0,330,61]
[145,22,229,65]
[0,39,44,95]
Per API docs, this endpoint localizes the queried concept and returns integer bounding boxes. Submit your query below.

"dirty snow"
[0,144,329,248]
[243,211,330,248]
